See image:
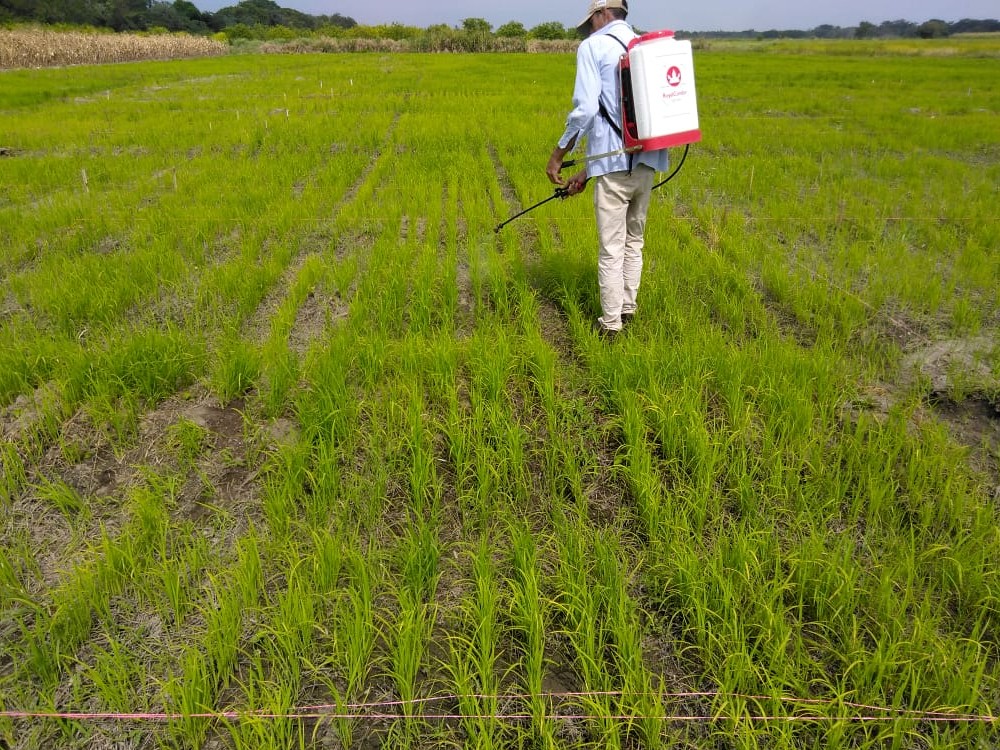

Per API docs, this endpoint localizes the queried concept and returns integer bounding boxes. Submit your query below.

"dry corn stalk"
[0,28,227,69]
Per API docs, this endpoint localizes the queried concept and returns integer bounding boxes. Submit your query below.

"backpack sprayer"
[496,30,701,233]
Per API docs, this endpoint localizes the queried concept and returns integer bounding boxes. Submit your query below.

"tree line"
[1,0,997,40]
[682,18,1000,40]
[0,0,355,34]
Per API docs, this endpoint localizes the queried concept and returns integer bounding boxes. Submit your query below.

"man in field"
[546,0,668,340]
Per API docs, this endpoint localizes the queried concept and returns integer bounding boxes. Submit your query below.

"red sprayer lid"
[628,29,675,49]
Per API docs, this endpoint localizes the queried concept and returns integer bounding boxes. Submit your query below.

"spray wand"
[494,186,570,234]
[493,143,689,233]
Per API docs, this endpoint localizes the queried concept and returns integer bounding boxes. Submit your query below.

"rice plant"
[1,39,998,750]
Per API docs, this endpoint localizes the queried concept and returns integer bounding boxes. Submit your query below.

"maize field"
[0,28,226,69]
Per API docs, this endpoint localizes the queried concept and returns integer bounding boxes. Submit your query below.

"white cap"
[576,0,629,35]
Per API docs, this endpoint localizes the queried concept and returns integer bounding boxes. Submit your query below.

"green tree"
[951,18,1000,33]
[373,22,419,40]
[223,21,253,39]
[100,0,152,31]
[496,21,527,37]
[144,0,208,31]
[529,21,567,40]
[27,0,97,24]
[855,20,876,38]
[212,0,312,30]
[917,19,949,38]
[314,12,354,29]
[879,18,917,37]
[460,17,492,34]
[812,24,844,39]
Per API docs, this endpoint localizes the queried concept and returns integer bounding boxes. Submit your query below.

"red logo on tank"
[666,66,682,87]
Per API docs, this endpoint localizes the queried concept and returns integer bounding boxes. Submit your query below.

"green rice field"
[1,40,999,749]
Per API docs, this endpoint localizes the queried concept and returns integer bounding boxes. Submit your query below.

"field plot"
[1,44,999,749]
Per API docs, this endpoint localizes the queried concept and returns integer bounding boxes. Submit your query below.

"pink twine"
[1,691,995,724]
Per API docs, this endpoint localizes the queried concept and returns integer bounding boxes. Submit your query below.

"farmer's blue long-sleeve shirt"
[558,20,669,178]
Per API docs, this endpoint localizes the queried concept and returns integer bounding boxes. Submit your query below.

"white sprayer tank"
[621,30,701,151]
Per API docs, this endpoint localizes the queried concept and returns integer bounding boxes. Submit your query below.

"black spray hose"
[652,143,689,191]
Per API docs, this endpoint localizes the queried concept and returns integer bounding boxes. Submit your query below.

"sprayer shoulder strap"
[598,102,622,140]
[599,34,629,138]
[599,34,632,172]
[606,33,629,53]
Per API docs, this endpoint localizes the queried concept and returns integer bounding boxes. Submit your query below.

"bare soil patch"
[289,289,349,355]
[855,333,999,494]
[904,335,999,490]
[487,143,520,214]
[1,382,61,445]
[9,386,280,592]
[899,335,996,395]
[450,191,475,337]
[242,251,313,345]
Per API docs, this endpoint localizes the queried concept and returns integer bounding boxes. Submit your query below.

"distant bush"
[255,34,538,54]
[214,14,583,53]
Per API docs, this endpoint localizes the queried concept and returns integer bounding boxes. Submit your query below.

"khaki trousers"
[593,164,655,331]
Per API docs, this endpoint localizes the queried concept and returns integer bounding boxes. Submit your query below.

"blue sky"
[194,0,999,32]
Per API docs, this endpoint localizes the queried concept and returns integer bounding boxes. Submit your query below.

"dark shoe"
[621,312,635,328]
[593,322,619,341]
